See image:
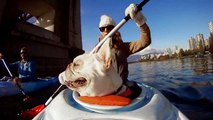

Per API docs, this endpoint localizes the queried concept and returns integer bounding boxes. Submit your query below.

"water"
[1,55,213,120]
[128,54,213,120]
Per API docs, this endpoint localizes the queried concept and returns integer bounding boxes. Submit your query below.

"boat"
[0,77,59,97]
[33,83,188,120]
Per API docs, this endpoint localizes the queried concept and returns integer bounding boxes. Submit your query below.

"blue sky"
[80,0,213,52]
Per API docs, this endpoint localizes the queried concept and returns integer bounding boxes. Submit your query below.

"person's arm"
[127,23,151,55]
[11,61,22,83]
[9,61,20,78]
[124,3,151,56]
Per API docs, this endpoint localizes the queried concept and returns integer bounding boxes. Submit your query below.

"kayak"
[33,83,189,120]
[0,77,59,97]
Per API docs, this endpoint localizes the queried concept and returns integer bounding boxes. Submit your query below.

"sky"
[80,0,213,53]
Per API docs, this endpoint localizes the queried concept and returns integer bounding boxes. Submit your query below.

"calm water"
[128,54,213,120]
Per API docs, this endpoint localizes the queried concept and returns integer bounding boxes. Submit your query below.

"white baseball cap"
[99,15,116,28]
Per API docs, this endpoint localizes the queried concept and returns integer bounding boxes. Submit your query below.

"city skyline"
[80,0,213,53]
[188,21,213,51]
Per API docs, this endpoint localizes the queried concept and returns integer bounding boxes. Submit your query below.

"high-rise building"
[209,22,213,53]
[205,38,210,48]
[196,33,205,49]
[188,37,196,50]
[209,21,213,35]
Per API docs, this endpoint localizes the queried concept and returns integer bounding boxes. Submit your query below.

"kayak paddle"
[1,58,31,102]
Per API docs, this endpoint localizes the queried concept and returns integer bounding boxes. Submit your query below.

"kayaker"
[0,47,37,83]
[98,3,151,98]
[12,46,37,83]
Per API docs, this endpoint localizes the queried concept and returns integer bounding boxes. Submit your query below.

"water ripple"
[128,54,213,120]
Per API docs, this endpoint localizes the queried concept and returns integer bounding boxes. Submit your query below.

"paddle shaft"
[45,84,64,106]
[90,0,150,54]
[1,59,27,96]
[1,58,13,77]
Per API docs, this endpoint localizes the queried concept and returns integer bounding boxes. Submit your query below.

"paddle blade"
[19,104,44,119]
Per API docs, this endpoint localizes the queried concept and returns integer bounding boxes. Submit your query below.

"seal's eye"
[73,62,79,66]
[73,59,82,69]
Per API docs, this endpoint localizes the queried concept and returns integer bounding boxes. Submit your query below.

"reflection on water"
[128,54,213,120]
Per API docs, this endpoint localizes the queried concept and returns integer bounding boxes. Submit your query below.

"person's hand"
[13,77,22,84]
[0,53,4,60]
[125,3,146,27]
[0,76,13,81]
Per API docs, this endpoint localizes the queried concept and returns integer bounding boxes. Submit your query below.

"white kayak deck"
[33,83,188,120]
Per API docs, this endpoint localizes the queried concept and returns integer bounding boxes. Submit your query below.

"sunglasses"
[20,52,27,55]
[99,25,114,32]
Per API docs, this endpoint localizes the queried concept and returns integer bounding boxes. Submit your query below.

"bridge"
[0,0,84,76]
